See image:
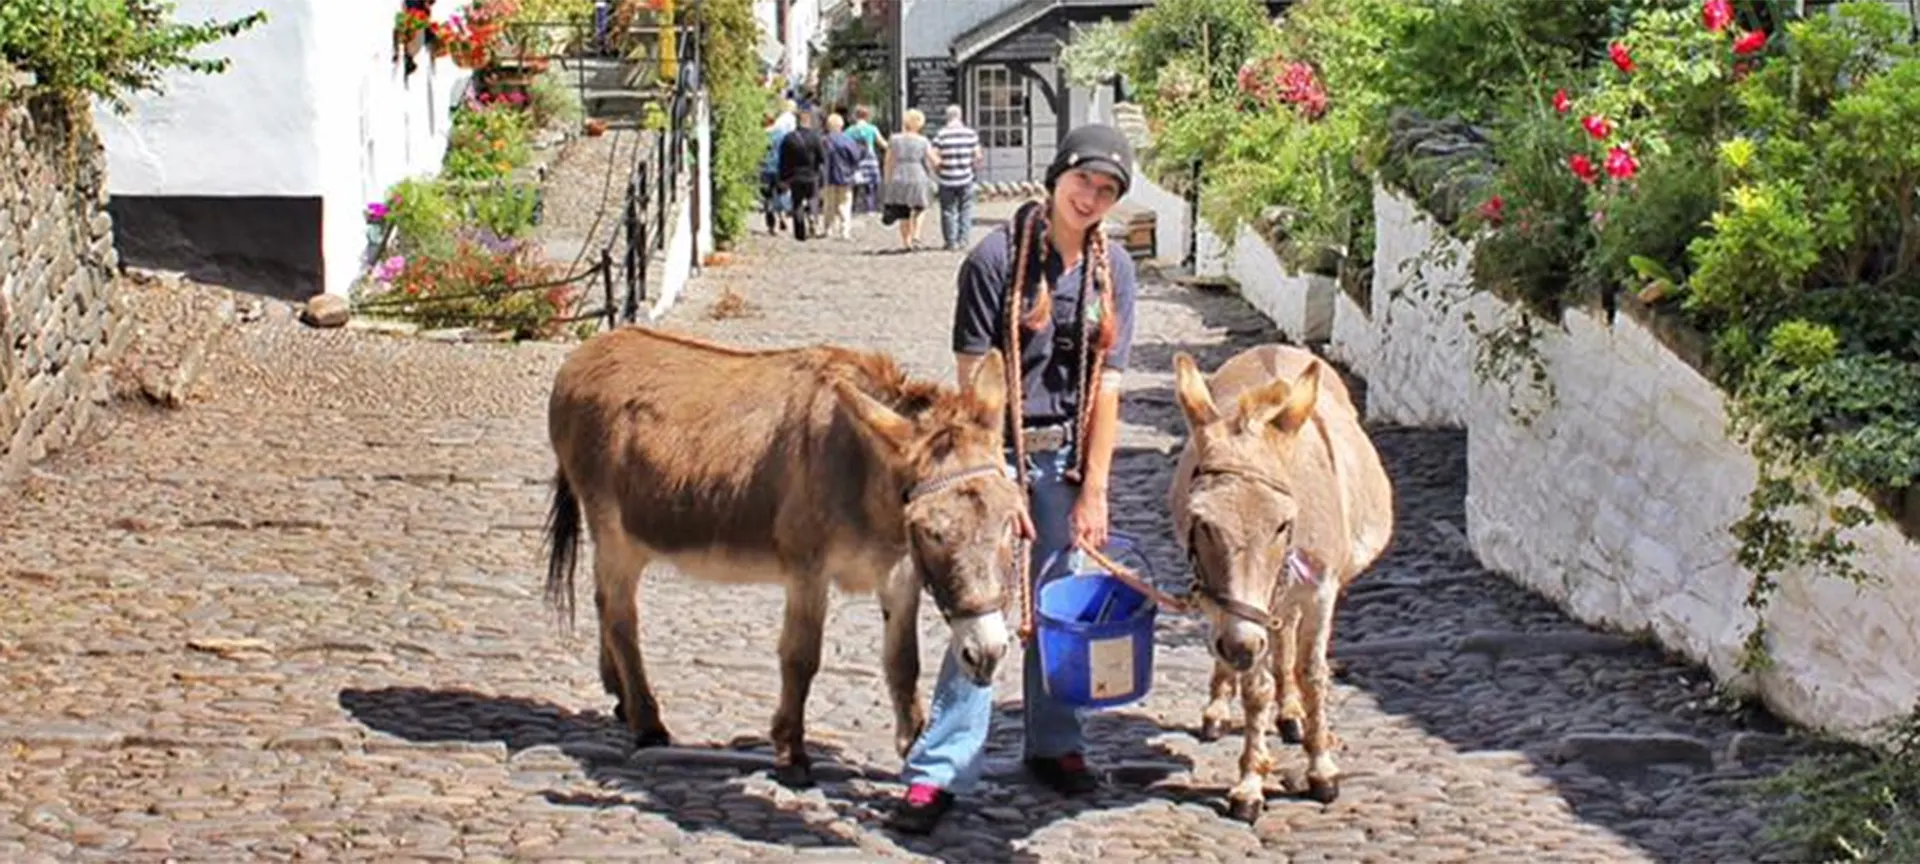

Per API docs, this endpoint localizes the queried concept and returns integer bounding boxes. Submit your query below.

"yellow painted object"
[660,0,678,80]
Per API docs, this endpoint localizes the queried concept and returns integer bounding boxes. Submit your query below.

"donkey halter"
[1184,463,1318,630]
[902,463,1021,623]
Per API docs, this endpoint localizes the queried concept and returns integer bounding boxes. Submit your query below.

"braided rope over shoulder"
[999,196,1119,639]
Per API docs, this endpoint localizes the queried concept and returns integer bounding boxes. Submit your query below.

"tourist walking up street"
[777,111,828,241]
[931,105,983,251]
[881,109,938,251]
[760,111,791,235]
[821,113,865,241]
[847,105,886,214]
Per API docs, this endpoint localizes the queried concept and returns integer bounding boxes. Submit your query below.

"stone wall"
[1360,188,1920,742]
[0,92,124,483]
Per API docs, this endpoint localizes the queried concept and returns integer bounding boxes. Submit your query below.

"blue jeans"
[938,184,975,250]
[901,446,1086,793]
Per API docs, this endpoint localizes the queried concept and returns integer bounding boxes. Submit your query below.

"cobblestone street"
[0,200,1809,862]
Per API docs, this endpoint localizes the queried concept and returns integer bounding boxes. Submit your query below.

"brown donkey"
[544,327,1028,787]
[1168,344,1394,822]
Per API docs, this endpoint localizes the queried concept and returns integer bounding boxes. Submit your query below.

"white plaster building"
[878,0,1289,185]
[755,0,827,89]
[93,0,472,300]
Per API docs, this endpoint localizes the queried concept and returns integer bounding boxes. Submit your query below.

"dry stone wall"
[0,91,125,483]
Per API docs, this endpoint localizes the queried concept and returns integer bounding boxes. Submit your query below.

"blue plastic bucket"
[1035,533,1160,709]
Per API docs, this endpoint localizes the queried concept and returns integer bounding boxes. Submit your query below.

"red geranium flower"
[1553,88,1571,114]
[1570,153,1598,184]
[1479,195,1506,225]
[1605,146,1639,180]
[1733,30,1768,55]
[1581,115,1612,140]
[1702,0,1734,33]
[1609,42,1635,74]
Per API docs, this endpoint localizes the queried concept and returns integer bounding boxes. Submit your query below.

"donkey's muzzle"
[950,610,1009,684]
[1213,620,1268,672]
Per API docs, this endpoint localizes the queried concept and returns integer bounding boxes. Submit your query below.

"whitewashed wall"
[1191,223,1337,346]
[94,0,469,297]
[325,0,472,298]
[1360,187,1920,742]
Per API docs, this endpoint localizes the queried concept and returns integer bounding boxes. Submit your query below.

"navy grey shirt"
[951,223,1138,429]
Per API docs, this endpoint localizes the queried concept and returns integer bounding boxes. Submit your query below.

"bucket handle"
[1074,538,1192,615]
[1038,529,1156,584]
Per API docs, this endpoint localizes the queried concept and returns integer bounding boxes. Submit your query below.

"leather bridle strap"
[902,463,1020,624]
[1183,463,1314,629]
[904,464,1009,504]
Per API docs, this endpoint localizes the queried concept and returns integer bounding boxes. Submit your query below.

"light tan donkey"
[544,327,1030,787]
[1168,344,1394,822]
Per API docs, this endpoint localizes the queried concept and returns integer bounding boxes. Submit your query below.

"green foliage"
[691,0,771,248]
[0,0,266,110]
[1757,704,1920,862]
[385,178,460,258]
[1463,88,1597,313]
[526,72,584,129]
[1123,0,1273,108]
[1060,19,1135,90]
[444,99,533,180]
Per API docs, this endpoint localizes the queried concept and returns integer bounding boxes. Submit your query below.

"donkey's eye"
[1274,520,1294,541]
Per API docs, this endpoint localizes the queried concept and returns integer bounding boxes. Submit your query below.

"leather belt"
[1021,424,1072,452]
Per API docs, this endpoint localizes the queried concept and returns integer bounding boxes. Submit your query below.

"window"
[971,65,1024,149]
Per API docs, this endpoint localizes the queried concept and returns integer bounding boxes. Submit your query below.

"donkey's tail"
[542,469,583,629]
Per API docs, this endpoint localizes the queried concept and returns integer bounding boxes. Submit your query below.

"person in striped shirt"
[931,105,983,251]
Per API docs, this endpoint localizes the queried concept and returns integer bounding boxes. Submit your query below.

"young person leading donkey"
[890,124,1141,834]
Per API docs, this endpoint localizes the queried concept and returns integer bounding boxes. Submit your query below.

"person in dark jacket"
[777,112,828,241]
[821,113,867,241]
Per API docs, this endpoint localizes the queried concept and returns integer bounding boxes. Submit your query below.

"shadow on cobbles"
[1118,279,1813,861]
[342,686,1214,860]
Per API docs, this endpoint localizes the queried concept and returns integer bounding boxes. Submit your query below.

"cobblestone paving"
[0,201,1812,862]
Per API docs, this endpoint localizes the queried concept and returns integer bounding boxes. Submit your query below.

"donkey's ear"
[1243,360,1321,434]
[835,378,915,458]
[965,349,1008,424]
[1172,352,1220,429]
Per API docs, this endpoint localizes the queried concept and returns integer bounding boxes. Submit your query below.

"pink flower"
[373,255,406,282]
[1569,153,1598,184]
[365,202,390,222]
[1605,146,1639,180]
[1581,114,1613,140]
[1702,0,1734,33]
[1553,88,1571,114]
[1609,42,1635,74]
[1733,30,1768,55]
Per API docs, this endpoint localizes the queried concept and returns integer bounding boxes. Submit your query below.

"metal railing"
[352,19,705,334]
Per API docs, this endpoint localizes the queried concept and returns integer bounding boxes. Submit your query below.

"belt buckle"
[1023,424,1069,451]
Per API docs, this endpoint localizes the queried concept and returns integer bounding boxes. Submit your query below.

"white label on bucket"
[1088,636,1135,700]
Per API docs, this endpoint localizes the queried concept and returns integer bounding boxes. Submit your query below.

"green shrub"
[691,0,772,248]
[444,98,533,180]
[0,0,265,110]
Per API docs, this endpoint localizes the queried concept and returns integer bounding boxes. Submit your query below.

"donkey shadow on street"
[342,685,1262,862]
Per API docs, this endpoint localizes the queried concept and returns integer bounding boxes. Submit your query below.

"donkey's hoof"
[633,727,672,749]
[1278,718,1305,745]
[1305,776,1340,804]
[1226,794,1264,824]
[1198,717,1228,742]
[773,763,815,789]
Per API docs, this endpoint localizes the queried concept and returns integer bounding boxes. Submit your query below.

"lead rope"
[1005,200,1041,642]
